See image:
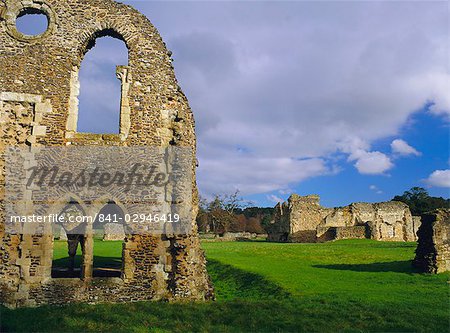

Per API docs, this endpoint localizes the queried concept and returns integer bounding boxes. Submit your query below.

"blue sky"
[17,1,450,208]
[248,109,449,207]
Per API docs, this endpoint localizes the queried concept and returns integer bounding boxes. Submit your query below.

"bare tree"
[197,190,251,236]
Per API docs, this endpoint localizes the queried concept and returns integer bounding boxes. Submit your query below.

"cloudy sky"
[19,0,450,207]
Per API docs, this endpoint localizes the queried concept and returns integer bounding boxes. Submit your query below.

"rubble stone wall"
[267,194,324,242]
[334,226,367,240]
[268,194,416,243]
[288,195,324,233]
[267,202,291,242]
[413,209,449,274]
[0,0,213,308]
[412,216,422,239]
[316,226,367,242]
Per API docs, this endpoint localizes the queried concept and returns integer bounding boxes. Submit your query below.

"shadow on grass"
[51,255,82,269]
[0,298,334,333]
[207,259,291,300]
[52,256,122,269]
[52,256,122,278]
[1,260,297,333]
[1,259,447,333]
[313,260,416,274]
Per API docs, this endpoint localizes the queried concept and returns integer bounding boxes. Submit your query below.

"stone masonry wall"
[267,194,324,242]
[268,194,415,243]
[0,0,213,308]
[288,195,323,232]
[267,202,290,242]
[364,202,415,241]
[317,226,367,242]
[413,209,449,274]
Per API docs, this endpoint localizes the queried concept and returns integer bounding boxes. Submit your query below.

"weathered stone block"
[32,125,47,136]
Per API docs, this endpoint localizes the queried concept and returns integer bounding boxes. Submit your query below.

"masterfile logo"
[5,146,193,236]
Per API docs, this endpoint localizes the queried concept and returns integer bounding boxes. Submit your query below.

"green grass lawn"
[2,239,449,332]
[52,238,123,270]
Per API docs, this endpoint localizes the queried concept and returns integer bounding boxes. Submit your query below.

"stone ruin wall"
[268,194,418,243]
[318,201,416,242]
[267,195,325,242]
[414,209,449,274]
[364,202,416,241]
[317,226,367,242]
[412,216,422,239]
[288,195,324,242]
[267,201,290,242]
[0,0,213,308]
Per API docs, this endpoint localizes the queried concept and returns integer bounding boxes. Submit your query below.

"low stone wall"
[290,230,317,243]
[413,209,449,274]
[316,225,367,242]
[267,232,289,242]
[200,232,266,242]
[334,226,367,240]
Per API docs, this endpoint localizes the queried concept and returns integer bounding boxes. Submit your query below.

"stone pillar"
[82,234,94,279]
[116,65,131,139]
[413,209,449,273]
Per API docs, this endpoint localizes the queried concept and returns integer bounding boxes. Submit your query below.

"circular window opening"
[15,8,49,37]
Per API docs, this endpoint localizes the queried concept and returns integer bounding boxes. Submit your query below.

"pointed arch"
[67,28,130,136]
[92,199,126,278]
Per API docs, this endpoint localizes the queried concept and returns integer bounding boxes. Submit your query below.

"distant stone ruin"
[413,209,449,273]
[0,0,213,308]
[267,194,418,243]
[102,223,126,241]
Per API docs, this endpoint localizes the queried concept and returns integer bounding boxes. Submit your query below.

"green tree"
[392,187,449,215]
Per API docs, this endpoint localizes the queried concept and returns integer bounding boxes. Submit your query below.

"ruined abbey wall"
[268,195,327,242]
[317,201,415,242]
[267,194,417,243]
[414,209,449,274]
[0,0,213,308]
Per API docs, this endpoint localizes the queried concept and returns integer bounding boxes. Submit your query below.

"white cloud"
[197,153,328,196]
[121,1,448,195]
[346,147,393,175]
[391,139,421,156]
[267,194,284,204]
[425,170,450,188]
[353,151,393,175]
[369,185,383,194]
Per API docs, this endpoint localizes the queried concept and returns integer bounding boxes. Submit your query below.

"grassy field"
[1,239,449,332]
[51,238,123,271]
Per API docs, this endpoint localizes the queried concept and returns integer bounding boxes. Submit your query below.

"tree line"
[196,191,272,236]
[392,187,449,216]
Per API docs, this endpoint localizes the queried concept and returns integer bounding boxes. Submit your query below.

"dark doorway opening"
[51,201,86,278]
[92,202,125,278]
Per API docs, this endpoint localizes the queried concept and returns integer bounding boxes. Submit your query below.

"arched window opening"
[77,34,129,134]
[52,201,86,278]
[92,202,125,278]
